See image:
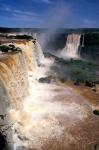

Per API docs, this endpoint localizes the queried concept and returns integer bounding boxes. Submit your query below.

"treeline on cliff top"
[0,27,99,33]
[0,34,33,40]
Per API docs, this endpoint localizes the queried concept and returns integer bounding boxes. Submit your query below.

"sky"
[0,0,99,28]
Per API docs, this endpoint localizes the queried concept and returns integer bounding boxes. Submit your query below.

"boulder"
[93,110,99,116]
[85,81,95,87]
[38,77,51,83]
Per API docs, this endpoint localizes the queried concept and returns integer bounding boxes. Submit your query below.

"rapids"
[0,39,98,150]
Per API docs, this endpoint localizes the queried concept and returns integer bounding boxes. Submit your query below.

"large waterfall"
[58,34,81,59]
[0,40,42,149]
[0,36,98,150]
[0,40,55,150]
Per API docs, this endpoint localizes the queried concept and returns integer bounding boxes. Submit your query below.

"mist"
[37,1,71,51]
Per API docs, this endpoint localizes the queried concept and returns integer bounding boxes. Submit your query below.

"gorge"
[0,30,99,150]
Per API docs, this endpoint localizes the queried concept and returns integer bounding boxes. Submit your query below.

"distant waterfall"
[65,34,81,57]
[58,34,81,59]
[81,34,85,47]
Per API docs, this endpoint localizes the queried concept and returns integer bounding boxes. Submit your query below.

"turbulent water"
[56,34,81,59]
[0,37,99,150]
[34,41,45,65]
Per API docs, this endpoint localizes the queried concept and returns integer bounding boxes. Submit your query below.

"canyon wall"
[80,33,99,62]
[42,32,99,62]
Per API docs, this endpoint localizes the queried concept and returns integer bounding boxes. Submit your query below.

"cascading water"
[14,41,37,73]
[34,40,45,65]
[0,50,30,149]
[0,38,98,150]
[0,40,40,149]
[58,34,81,59]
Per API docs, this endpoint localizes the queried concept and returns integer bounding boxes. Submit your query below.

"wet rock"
[0,131,7,150]
[32,39,36,44]
[16,146,28,150]
[8,50,12,53]
[91,87,97,92]
[93,110,99,116]
[85,81,95,87]
[38,63,45,67]
[94,144,99,150]
[29,75,32,77]
[18,135,29,141]
[16,47,22,52]
[9,44,15,49]
[60,78,66,83]
[16,146,34,150]
[38,76,52,83]
[0,114,6,120]
[74,81,80,86]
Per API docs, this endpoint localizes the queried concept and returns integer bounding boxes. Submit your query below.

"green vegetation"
[0,45,22,52]
[0,45,10,52]
[70,59,99,83]
[15,34,33,40]
[0,34,33,40]
[47,52,99,86]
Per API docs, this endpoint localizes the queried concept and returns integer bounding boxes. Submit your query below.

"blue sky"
[0,0,98,28]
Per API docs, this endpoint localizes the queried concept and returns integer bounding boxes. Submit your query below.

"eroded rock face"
[0,131,7,150]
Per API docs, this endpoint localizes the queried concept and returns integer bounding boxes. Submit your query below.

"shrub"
[0,45,10,52]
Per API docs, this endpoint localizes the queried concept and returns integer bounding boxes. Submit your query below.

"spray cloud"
[38,0,72,50]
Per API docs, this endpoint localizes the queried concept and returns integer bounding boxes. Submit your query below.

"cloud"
[0,4,38,16]
[13,10,40,23]
[12,13,41,22]
[0,4,41,24]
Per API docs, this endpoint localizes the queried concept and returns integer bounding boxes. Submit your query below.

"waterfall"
[34,40,45,65]
[0,38,50,149]
[0,52,28,109]
[14,41,37,73]
[0,40,40,149]
[0,37,98,150]
[81,34,85,47]
[0,51,31,149]
[65,34,81,58]
[32,33,45,65]
[58,34,81,59]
